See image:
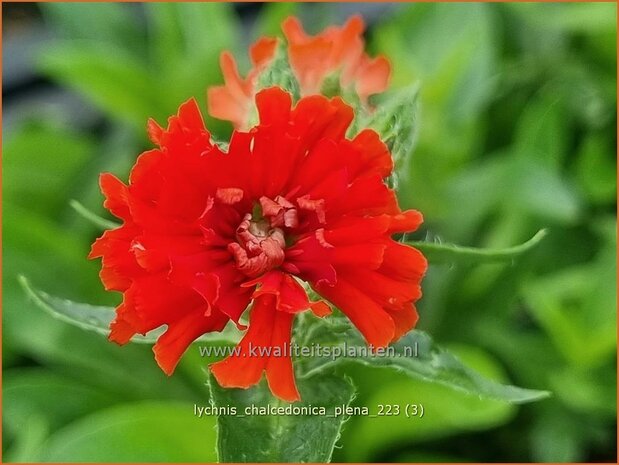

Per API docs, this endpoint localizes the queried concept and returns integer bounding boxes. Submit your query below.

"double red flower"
[208,15,390,129]
[90,87,426,402]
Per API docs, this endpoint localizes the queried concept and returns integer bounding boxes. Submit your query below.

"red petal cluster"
[90,87,426,401]
[208,15,390,129]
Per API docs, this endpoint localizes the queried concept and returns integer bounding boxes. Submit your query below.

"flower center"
[228,196,298,278]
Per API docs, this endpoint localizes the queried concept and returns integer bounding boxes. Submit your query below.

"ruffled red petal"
[315,277,395,348]
[264,307,299,401]
[89,226,141,292]
[210,294,300,402]
[91,87,426,403]
[248,270,322,314]
[99,173,131,221]
[154,308,229,375]
[117,275,205,335]
[346,129,393,179]
[108,309,138,345]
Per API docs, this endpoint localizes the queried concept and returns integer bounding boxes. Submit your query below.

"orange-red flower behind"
[90,87,426,402]
[208,15,390,129]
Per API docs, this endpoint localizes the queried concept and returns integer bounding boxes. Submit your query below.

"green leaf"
[3,414,48,463]
[256,40,301,101]
[446,156,582,233]
[298,320,550,404]
[19,275,120,338]
[409,229,547,265]
[209,373,355,462]
[145,2,241,126]
[174,3,239,59]
[522,228,617,367]
[255,2,298,37]
[376,3,496,121]
[10,278,198,402]
[530,407,587,462]
[549,365,617,417]
[507,2,617,34]
[37,43,160,129]
[70,200,120,230]
[513,91,569,168]
[145,2,185,69]
[3,122,95,216]
[40,3,143,51]
[41,402,218,462]
[2,202,109,360]
[339,345,518,461]
[3,368,117,435]
[65,125,141,236]
[19,276,240,345]
[372,3,497,214]
[574,134,617,205]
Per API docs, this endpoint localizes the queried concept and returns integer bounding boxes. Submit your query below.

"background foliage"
[3,2,616,462]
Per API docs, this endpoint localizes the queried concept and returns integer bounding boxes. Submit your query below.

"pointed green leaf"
[19,275,117,337]
[522,225,617,367]
[3,369,118,435]
[342,345,520,461]
[3,122,96,216]
[255,2,298,37]
[297,319,550,404]
[37,43,160,129]
[40,3,143,50]
[209,373,355,462]
[3,414,48,463]
[409,229,547,265]
[41,402,218,462]
[19,276,239,345]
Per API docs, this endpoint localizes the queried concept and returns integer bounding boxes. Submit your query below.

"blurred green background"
[2,2,616,462]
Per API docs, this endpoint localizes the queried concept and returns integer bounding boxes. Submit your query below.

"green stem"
[408,229,547,265]
[70,199,120,230]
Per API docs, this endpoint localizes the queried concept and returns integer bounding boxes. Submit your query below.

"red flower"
[208,15,390,129]
[90,87,426,402]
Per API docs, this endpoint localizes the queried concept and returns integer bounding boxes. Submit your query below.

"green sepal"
[255,39,301,102]
[359,83,421,170]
